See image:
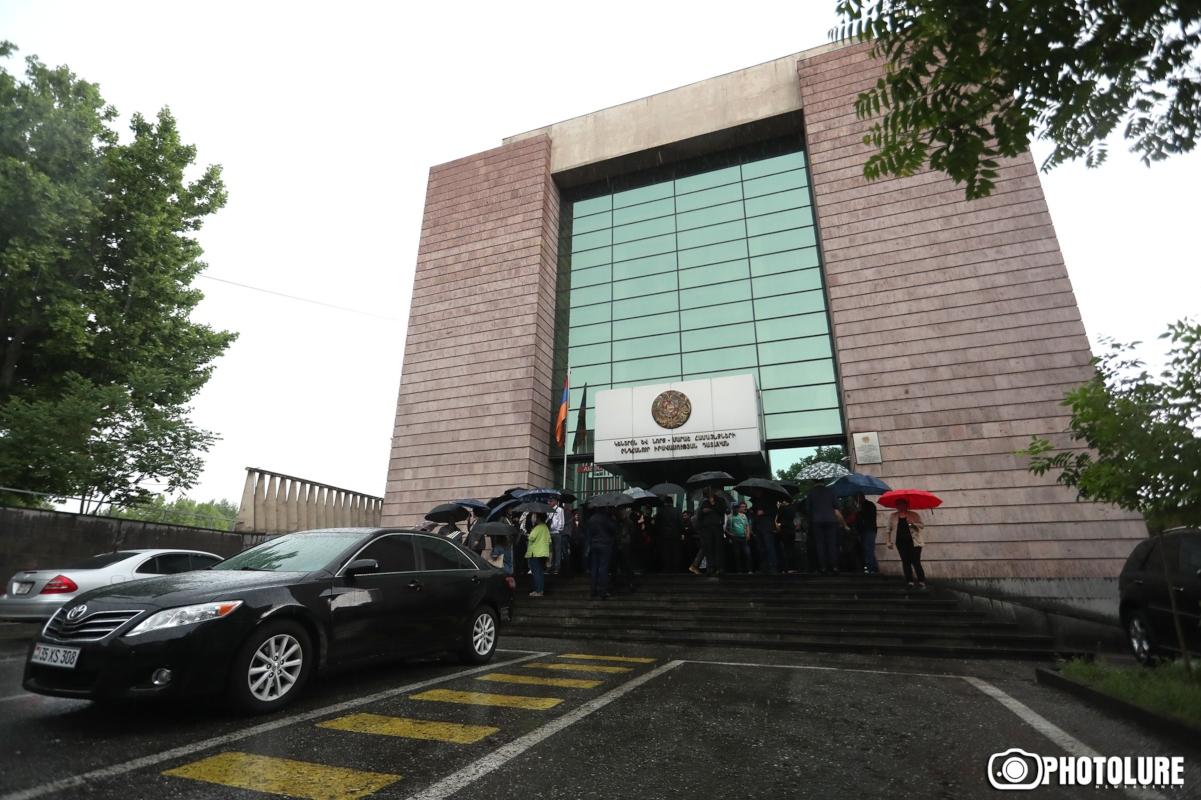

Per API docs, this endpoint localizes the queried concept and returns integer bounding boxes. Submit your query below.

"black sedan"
[23,528,516,712]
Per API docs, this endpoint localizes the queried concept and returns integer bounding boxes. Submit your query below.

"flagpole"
[562,368,570,491]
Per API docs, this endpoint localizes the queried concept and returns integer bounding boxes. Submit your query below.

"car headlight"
[125,601,243,636]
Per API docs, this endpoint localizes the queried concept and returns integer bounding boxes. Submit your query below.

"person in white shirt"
[548,498,566,574]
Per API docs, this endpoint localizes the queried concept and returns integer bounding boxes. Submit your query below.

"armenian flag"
[554,372,570,446]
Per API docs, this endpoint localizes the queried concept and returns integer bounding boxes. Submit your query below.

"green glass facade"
[558,144,843,461]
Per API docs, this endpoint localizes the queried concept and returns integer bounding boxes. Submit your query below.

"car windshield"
[212,533,365,573]
[62,551,141,570]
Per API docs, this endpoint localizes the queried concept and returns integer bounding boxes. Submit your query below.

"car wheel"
[228,620,312,713]
[460,606,498,664]
[1127,610,1158,666]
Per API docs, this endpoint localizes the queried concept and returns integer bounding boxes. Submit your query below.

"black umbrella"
[471,521,519,545]
[513,488,578,504]
[686,470,734,490]
[485,488,525,509]
[778,479,801,496]
[451,499,489,513]
[733,478,791,501]
[585,492,635,509]
[511,501,553,516]
[425,503,469,524]
[647,482,685,496]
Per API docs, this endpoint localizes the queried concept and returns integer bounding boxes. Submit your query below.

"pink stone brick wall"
[382,137,559,524]
[797,44,1147,579]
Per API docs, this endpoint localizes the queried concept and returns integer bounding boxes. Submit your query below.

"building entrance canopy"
[594,375,768,486]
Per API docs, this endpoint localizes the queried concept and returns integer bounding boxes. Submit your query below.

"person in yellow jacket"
[526,513,551,597]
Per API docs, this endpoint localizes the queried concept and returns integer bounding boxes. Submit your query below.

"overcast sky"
[3,1,1198,505]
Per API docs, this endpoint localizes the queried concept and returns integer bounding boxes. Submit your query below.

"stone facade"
[797,43,1146,581]
[382,137,560,524]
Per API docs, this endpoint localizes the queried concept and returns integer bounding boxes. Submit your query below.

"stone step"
[518,597,970,613]
[509,625,1061,660]
[512,608,1013,629]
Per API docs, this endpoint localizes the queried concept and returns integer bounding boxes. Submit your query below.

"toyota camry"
[23,528,515,712]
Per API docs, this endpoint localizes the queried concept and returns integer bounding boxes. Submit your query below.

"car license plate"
[12,581,34,595]
[30,644,80,669]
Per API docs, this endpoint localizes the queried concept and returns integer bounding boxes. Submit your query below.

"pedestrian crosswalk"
[161,650,658,799]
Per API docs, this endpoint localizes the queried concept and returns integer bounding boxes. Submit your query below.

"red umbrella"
[878,489,942,510]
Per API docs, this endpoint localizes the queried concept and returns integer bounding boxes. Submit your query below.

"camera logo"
[989,749,1044,790]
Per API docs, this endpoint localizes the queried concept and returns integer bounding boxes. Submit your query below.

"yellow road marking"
[410,688,563,710]
[162,751,400,800]
[524,661,632,674]
[558,653,657,664]
[318,713,499,744]
[477,672,603,689]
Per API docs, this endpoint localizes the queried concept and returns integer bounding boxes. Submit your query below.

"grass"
[1060,658,1201,728]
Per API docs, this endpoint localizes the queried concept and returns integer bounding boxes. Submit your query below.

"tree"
[1021,319,1201,530]
[107,495,238,530]
[833,2,1201,198]
[1021,319,1200,674]
[0,42,235,511]
[776,445,849,481]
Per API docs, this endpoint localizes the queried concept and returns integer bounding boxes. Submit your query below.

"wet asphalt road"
[0,624,1197,800]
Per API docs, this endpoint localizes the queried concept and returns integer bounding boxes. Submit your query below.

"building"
[383,41,1146,614]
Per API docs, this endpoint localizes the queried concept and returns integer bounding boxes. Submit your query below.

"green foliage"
[832,2,1201,198]
[776,445,848,481]
[1020,319,1201,530]
[1061,657,1201,717]
[0,42,235,510]
[107,495,238,530]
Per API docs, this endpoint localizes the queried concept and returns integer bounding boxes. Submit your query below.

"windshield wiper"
[238,567,274,571]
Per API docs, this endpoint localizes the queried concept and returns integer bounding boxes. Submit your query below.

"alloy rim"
[1129,618,1149,660]
[472,612,496,655]
[248,633,303,701]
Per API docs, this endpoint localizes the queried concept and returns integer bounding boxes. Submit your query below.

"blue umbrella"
[828,473,891,497]
[485,498,522,522]
[514,488,578,504]
[451,499,489,512]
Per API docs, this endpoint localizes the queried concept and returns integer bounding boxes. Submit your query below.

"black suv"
[1118,529,1201,664]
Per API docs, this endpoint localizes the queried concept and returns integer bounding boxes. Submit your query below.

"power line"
[198,273,402,322]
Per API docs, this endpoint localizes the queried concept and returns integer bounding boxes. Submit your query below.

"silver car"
[0,549,224,622]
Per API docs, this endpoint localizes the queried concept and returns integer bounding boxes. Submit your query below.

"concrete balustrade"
[234,468,383,534]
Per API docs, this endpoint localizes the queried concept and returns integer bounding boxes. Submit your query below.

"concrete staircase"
[510,573,1060,659]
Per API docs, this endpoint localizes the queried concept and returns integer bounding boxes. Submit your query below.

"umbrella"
[647,482,685,496]
[778,479,801,496]
[586,492,635,509]
[685,470,734,490]
[795,461,851,481]
[450,499,489,513]
[514,488,578,504]
[425,503,469,524]
[878,489,942,510]
[511,501,553,516]
[733,478,791,501]
[828,473,891,497]
[471,521,519,545]
[485,490,521,509]
[623,488,660,504]
[484,498,522,522]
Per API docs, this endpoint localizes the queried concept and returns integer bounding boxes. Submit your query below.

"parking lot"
[0,626,1196,800]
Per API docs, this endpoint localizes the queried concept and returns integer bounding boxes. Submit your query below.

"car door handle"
[1173,585,1185,592]
[408,580,423,592]
[471,575,482,584]
[1133,578,1144,585]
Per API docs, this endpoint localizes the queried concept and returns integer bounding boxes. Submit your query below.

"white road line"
[404,660,684,800]
[0,651,549,800]
[683,658,957,679]
[962,676,1168,800]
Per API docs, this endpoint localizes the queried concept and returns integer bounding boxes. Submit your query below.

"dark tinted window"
[155,553,196,574]
[1179,536,1201,574]
[65,551,140,570]
[135,557,161,574]
[191,555,222,570]
[417,538,473,570]
[356,535,417,573]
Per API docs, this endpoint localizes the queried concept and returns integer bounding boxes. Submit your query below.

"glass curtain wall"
[555,141,844,483]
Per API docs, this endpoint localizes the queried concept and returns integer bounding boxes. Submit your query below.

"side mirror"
[345,558,380,577]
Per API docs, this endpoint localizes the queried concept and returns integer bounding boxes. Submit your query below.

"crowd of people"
[463,486,929,599]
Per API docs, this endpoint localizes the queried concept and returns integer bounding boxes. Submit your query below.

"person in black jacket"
[584,508,618,599]
[856,494,879,575]
[690,487,727,576]
[654,497,685,572]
